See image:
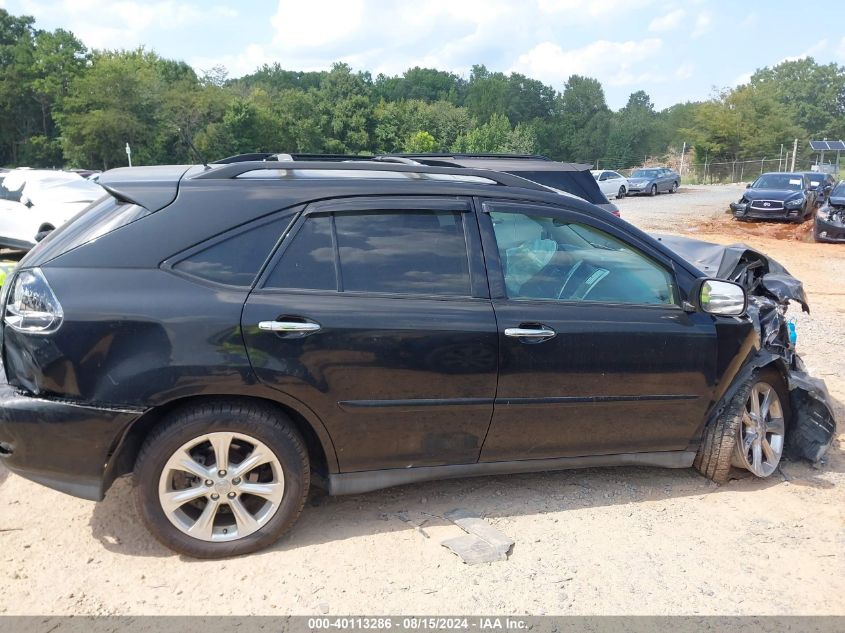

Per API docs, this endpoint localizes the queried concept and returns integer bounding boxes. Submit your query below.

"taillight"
[3,268,64,334]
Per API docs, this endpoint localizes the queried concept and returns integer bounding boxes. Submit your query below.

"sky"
[4,0,845,110]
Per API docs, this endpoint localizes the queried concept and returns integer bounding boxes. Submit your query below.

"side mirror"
[746,183,752,188]
[689,278,747,316]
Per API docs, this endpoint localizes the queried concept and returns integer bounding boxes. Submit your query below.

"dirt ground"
[1,185,843,616]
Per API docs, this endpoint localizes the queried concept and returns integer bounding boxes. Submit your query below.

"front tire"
[649,184,657,196]
[694,368,788,484]
[134,401,310,558]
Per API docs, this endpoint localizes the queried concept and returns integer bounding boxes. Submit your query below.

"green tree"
[404,130,438,153]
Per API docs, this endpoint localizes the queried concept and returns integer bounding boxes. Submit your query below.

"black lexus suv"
[0,159,834,558]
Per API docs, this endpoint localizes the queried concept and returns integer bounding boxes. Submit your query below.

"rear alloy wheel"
[617,186,626,199]
[731,381,785,477]
[650,184,658,196]
[671,181,679,193]
[134,401,309,558]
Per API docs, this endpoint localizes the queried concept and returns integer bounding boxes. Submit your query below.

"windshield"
[752,174,804,190]
[631,169,659,178]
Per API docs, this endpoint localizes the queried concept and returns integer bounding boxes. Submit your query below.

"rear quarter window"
[171,215,292,287]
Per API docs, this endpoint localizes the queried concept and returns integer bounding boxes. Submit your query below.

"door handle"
[504,326,556,341]
[258,320,321,333]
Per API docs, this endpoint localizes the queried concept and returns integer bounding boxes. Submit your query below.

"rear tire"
[671,181,679,193]
[694,368,788,484]
[617,186,626,199]
[134,400,310,558]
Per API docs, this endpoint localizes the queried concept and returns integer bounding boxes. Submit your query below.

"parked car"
[0,159,834,558]
[814,180,845,243]
[626,167,679,196]
[730,172,817,222]
[801,171,836,206]
[393,153,621,216]
[0,169,82,201]
[590,169,629,199]
[0,174,104,250]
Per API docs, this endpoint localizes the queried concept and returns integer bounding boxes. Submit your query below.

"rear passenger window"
[335,212,470,296]
[265,214,336,290]
[173,216,290,286]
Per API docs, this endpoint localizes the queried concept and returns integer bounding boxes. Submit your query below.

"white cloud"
[17,0,237,49]
[648,10,685,32]
[733,71,752,86]
[674,63,694,80]
[780,39,829,64]
[510,38,664,86]
[691,11,711,38]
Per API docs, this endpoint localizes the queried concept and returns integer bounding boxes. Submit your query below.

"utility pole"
[679,141,686,175]
[790,138,797,172]
[778,143,784,171]
[125,142,132,167]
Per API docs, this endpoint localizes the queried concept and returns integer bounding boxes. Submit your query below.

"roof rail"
[191,160,551,192]
[212,152,374,164]
[390,153,552,161]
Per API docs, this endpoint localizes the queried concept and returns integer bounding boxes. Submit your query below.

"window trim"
[162,206,302,290]
[477,198,682,309]
[255,196,488,300]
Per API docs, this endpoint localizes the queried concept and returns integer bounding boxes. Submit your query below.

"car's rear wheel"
[694,368,788,483]
[617,186,626,199]
[650,184,657,196]
[670,181,679,193]
[134,401,309,558]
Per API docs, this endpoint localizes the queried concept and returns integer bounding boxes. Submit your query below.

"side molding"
[328,450,696,496]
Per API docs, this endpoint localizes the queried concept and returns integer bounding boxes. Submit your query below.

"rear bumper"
[0,375,145,501]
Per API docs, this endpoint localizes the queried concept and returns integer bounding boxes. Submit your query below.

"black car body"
[731,172,817,221]
[0,160,835,557]
[626,167,680,196]
[815,181,845,243]
[801,171,836,206]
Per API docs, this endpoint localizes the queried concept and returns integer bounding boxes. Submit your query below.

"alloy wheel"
[158,432,285,542]
[732,382,785,477]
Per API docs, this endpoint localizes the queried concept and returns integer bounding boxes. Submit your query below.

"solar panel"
[810,140,845,151]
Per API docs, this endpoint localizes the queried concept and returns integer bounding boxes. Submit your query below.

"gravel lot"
[1,184,843,616]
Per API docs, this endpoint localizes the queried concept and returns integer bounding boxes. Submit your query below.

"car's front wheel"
[134,401,309,558]
[694,368,788,483]
[649,184,658,196]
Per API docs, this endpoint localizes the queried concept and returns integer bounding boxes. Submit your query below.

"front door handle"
[504,325,556,341]
[258,320,321,333]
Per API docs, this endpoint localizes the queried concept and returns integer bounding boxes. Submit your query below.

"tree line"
[2,8,845,171]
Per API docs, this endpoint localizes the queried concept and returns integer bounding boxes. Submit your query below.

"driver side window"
[489,210,677,306]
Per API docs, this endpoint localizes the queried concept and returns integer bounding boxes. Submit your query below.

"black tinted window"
[174,216,290,286]
[265,214,336,290]
[335,212,470,296]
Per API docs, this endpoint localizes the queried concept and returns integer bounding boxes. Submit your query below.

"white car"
[591,169,629,199]
[0,171,104,250]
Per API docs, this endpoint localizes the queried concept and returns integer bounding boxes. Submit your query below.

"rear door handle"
[504,325,556,341]
[258,320,321,333]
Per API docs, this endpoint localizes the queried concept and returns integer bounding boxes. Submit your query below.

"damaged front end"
[658,235,837,462]
[814,198,845,243]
